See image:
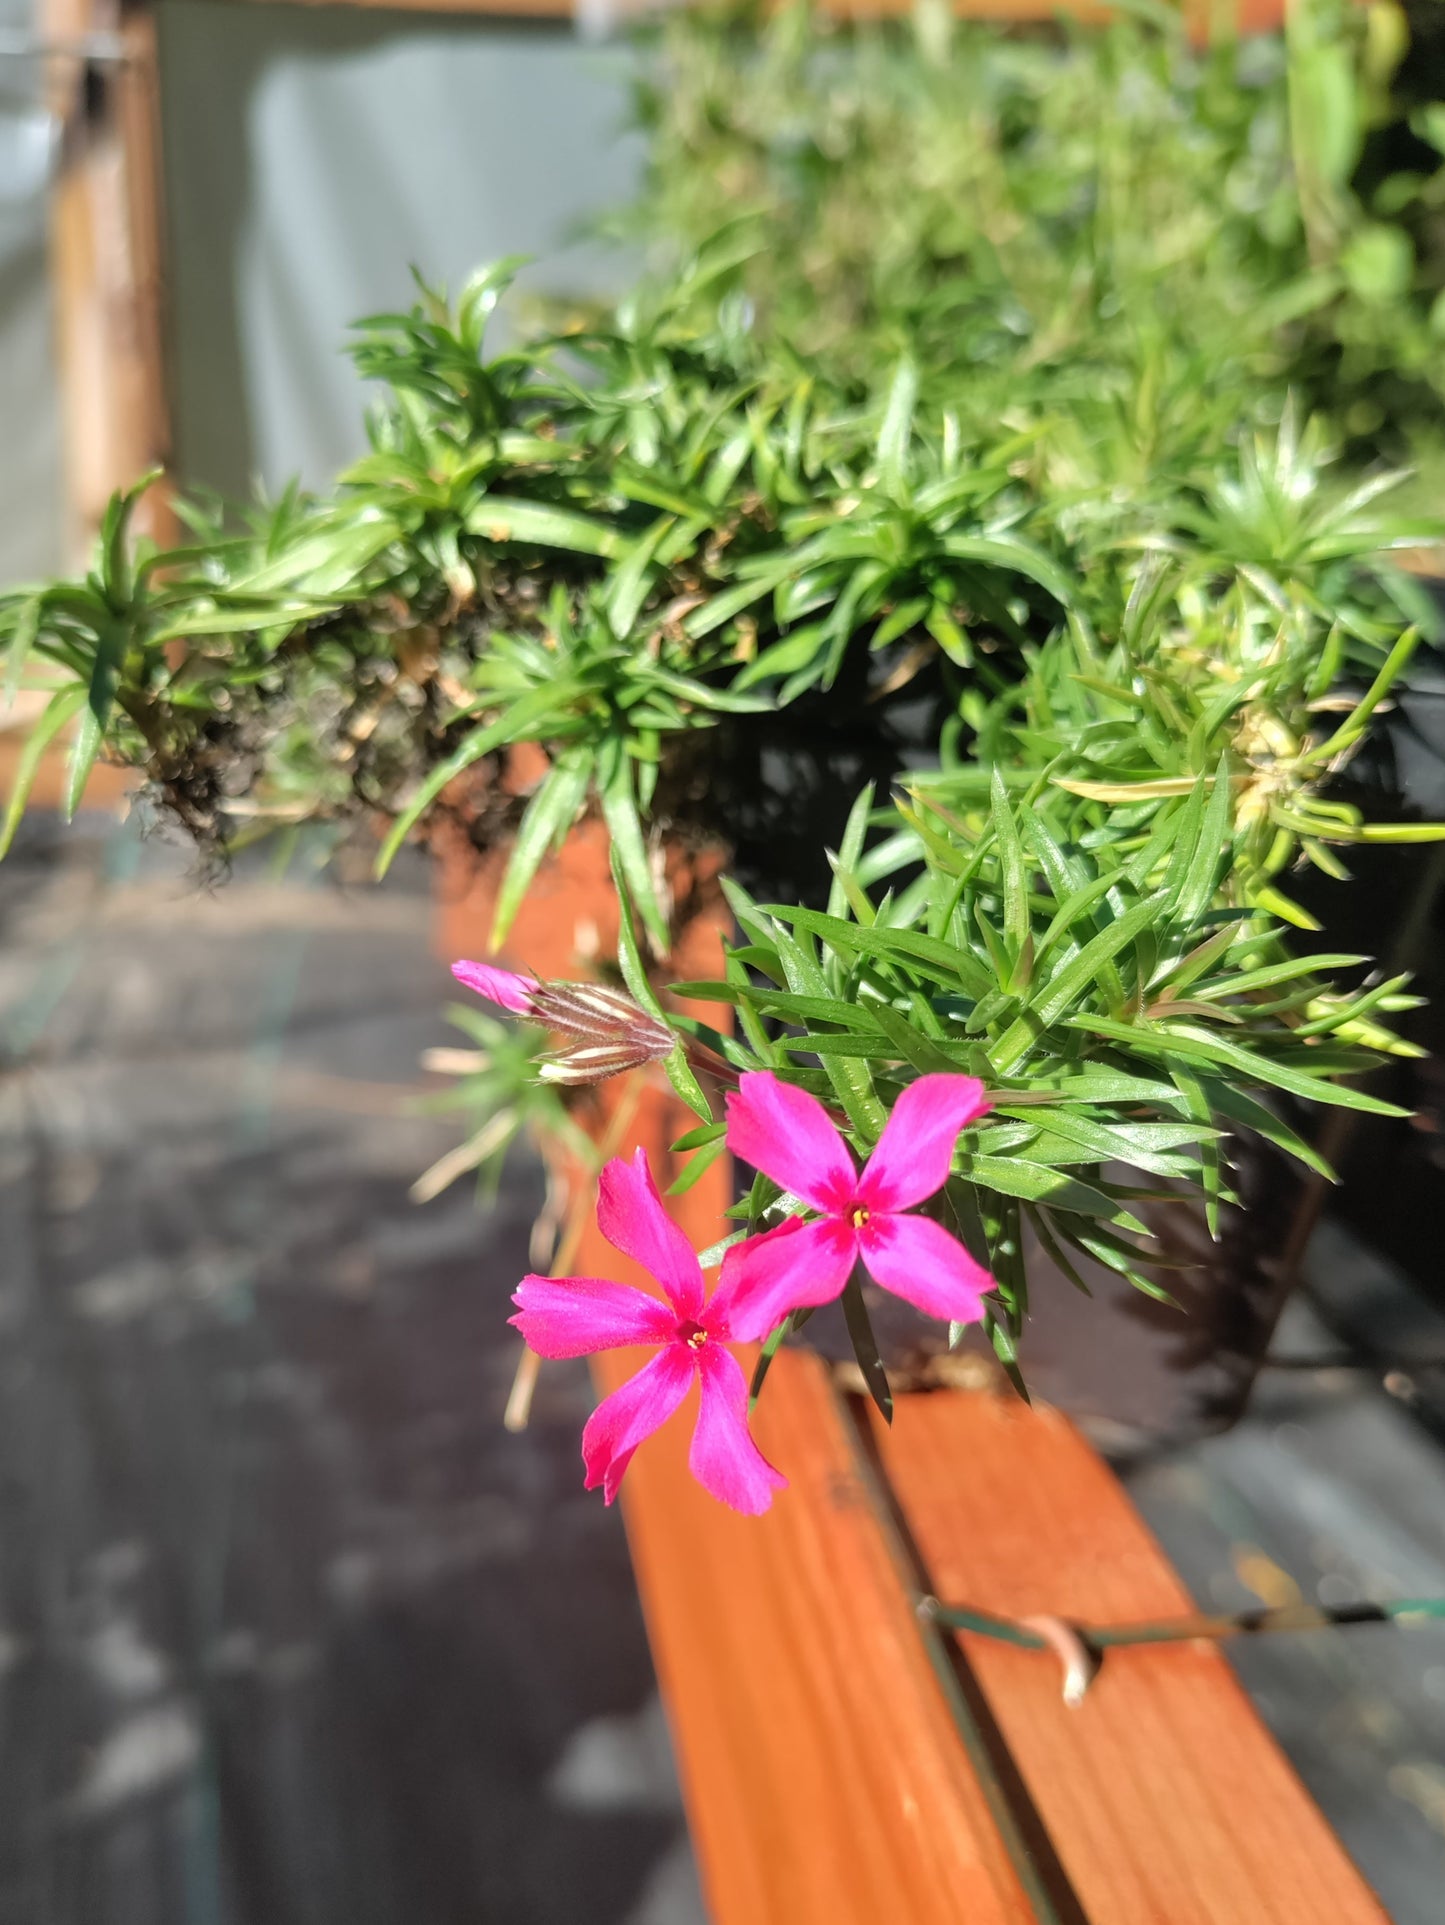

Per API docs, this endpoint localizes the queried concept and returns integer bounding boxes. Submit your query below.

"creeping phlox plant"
[456,762,1420,1514]
[2,7,1444,1503]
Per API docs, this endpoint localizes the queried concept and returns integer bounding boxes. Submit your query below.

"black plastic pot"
[698,645,1324,1448]
[763,1136,1308,1454]
[666,639,956,910]
[697,623,1445,1447]
[1289,626,1445,1328]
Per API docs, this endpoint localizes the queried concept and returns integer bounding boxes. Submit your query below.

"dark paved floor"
[0,811,703,1925]
[2,807,1443,1924]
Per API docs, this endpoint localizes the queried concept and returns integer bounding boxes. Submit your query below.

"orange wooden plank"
[579,1093,1039,1925]
[874,1390,1391,1925]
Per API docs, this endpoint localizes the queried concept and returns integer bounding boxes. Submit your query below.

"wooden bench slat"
[582,1137,1040,1925]
[596,1346,1044,1923]
[874,1392,1391,1925]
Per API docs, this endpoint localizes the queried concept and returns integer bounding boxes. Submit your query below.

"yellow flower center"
[849,1204,871,1230]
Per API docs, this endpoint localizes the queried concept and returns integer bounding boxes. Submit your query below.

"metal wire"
[926,1595,1445,1668]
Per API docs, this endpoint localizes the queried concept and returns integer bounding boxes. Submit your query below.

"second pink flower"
[720,1070,995,1342]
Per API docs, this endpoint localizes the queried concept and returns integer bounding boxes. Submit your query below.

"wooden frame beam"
[44,0,173,559]
[226,0,1289,26]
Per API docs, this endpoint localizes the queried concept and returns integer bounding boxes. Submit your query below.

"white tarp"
[156,3,644,502]
[0,0,63,580]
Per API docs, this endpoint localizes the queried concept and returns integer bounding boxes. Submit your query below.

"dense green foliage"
[3,1,1444,1378]
[622,1,1445,453]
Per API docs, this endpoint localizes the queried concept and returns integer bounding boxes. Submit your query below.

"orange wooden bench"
[436,826,1391,1925]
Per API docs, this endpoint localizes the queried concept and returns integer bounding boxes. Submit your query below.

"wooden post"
[44,0,173,558]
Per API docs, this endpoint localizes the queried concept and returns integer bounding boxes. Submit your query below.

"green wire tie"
[921,1595,1445,1705]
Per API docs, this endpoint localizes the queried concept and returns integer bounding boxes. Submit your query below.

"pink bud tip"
[451,959,535,1015]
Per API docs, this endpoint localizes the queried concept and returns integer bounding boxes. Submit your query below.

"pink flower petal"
[724,1071,857,1213]
[452,959,536,1016]
[581,1344,695,1504]
[857,1074,991,1213]
[857,1211,993,1326]
[509,1274,676,1359]
[689,1346,787,1514]
[711,1216,857,1345]
[596,1150,705,1319]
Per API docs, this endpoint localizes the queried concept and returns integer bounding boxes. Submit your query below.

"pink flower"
[720,1070,994,1342]
[509,1150,787,1515]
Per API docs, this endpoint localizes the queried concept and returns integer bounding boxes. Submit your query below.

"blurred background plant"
[411,999,598,1208]
[621,0,1445,479]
